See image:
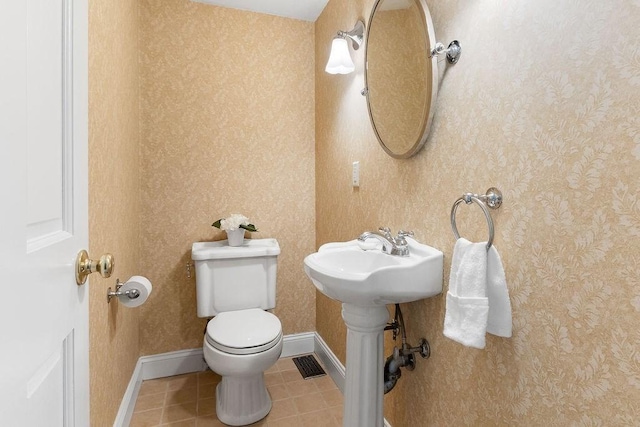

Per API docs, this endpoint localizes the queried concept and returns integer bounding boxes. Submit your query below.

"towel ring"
[450,187,502,250]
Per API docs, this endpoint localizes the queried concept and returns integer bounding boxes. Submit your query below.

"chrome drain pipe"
[383,304,431,394]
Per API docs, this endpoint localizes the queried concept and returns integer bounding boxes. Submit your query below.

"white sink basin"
[303,238,443,306]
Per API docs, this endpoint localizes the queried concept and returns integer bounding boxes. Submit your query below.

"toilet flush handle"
[75,250,115,285]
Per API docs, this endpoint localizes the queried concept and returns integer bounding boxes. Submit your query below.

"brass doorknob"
[75,250,115,285]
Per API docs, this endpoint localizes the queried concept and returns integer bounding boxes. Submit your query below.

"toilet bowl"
[202,308,283,426]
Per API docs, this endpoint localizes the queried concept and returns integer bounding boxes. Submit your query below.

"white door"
[0,0,89,425]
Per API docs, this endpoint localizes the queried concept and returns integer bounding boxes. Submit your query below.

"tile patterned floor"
[129,354,343,427]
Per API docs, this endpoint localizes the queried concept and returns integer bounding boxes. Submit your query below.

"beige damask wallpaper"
[316,0,640,424]
[88,0,141,424]
[138,0,316,355]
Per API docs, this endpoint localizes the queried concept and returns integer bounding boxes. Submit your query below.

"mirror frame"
[364,0,439,159]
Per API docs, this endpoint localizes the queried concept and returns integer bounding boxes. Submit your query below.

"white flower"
[212,214,258,232]
[220,214,249,231]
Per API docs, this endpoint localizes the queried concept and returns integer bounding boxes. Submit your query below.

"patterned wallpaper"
[138,0,316,356]
[88,0,141,424]
[316,0,640,424]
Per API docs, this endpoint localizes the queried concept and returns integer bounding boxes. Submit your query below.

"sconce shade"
[325,37,355,74]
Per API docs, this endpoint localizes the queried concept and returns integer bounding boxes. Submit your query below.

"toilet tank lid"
[192,238,280,260]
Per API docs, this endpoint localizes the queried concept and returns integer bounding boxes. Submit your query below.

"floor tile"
[284,379,318,397]
[164,419,197,427]
[197,397,216,417]
[166,386,198,405]
[265,364,280,374]
[320,389,342,407]
[327,406,343,424]
[293,392,328,414]
[138,378,169,397]
[267,383,289,401]
[280,369,303,383]
[167,374,198,391]
[266,398,297,420]
[313,376,338,391]
[162,401,197,424]
[133,391,166,412]
[129,408,163,427]
[264,372,284,386]
[195,415,225,427]
[197,370,221,385]
[198,382,216,400]
[275,357,298,372]
[266,415,301,426]
[298,408,340,426]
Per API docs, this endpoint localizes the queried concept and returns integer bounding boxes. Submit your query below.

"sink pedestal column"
[341,303,390,427]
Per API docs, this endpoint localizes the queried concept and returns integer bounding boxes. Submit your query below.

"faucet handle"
[395,230,414,247]
[378,227,392,238]
[397,230,414,238]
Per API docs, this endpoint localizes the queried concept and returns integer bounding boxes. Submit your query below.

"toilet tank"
[191,238,280,317]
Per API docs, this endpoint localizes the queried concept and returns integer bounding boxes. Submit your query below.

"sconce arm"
[337,20,365,50]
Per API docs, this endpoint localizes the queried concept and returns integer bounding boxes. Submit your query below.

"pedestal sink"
[303,238,443,427]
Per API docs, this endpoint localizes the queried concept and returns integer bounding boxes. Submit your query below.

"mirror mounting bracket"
[430,40,462,64]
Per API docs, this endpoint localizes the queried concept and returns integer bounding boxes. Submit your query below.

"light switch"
[352,161,360,187]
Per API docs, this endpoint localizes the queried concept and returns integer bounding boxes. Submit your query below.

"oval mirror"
[364,0,438,158]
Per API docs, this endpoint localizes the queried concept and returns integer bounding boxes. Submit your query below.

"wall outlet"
[352,161,360,187]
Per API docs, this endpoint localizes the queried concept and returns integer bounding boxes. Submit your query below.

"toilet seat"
[206,308,282,355]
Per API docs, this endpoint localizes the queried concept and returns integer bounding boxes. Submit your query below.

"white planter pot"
[226,228,245,246]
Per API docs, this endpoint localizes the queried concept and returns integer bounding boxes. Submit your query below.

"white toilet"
[191,238,283,426]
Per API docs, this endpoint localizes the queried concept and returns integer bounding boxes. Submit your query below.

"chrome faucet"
[358,227,414,257]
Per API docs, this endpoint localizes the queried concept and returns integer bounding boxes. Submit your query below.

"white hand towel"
[443,238,490,349]
[443,238,512,349]
[486,246,512,337]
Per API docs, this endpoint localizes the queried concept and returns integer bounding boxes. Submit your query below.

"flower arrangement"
[212,214,258,232]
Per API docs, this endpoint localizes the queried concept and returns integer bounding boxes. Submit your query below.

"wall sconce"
[325,20,366,75]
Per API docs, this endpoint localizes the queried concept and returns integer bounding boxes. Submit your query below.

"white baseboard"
[281,332,315,357]
[112,358,142,427]
[113,332,391,427]
[139,348,209,380]
[313,332,345,392]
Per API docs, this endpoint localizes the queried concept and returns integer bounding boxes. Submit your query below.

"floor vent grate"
[292,354,326,380]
